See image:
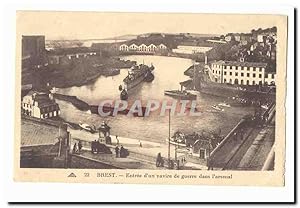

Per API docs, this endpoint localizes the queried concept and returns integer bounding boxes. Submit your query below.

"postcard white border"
[2,0,295,203]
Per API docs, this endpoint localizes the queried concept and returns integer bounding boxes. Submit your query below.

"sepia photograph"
[14,11,288,186]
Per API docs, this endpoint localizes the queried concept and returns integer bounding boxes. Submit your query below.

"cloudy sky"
[17,11,281,40]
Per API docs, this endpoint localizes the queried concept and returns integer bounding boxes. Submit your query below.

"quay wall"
[69,154,123,169]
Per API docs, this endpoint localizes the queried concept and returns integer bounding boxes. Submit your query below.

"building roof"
[21,117,67,146]
[212,60,268,68]
[23,91,59,108]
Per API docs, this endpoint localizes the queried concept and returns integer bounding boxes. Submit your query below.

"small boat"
[79,122,96,133]
[218,102,231,107]
[211,105,224,112]
[164,90,197,100]
[261,104,269,110]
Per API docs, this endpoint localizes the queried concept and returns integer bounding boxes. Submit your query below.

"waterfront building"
[119,44,129,51]
[158,44,167,50]
[22,91,60,119]
[118,43,167,52]
[147,44,157,52]
[225,35,233,42]
[22,35,46,69]
[172,45,212,54]
[138,44,147,52]
[206,39,227,44]
[209,60,276,86]
[233,34,241,42]
[129,44,139,51]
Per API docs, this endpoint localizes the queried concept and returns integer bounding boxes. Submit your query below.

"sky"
[17,11,281,40]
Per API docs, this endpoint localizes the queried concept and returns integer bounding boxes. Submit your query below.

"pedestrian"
[139,140,142,147]
[116,135,119,145]
[115,146,119,158]
[78,141,83,154]
[120,145,125,158]
[96,140,101,154]
[72,142,77,154]
[156,153,162,167]
[91,140,96,153]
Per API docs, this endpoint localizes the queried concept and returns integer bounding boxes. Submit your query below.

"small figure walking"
[78,141,83,154]
[120,145,125,158]
[91,140,96,153]
[72,142,77,154]
[116,135,119,145]
[115,146,119,158]
[139,140,142,147]
[156,152,162,167]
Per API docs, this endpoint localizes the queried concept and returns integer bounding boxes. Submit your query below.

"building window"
[247,73,250,77]
[253,74,256,78]
[253,67,256,71]
[253,81,256,85]
[230,72,232,76]
[235,72,238,76]
[259,74,262,78]
[224,72,227,75]
[224,79,226,83]
[241,73,244,77]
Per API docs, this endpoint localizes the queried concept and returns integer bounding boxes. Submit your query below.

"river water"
[58,55,254,143]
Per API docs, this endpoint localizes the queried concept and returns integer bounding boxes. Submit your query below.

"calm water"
[58,55,254,143]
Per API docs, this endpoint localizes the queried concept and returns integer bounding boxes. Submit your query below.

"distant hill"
[110,34,138,40]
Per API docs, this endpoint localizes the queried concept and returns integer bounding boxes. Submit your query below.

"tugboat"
[164,89,197,100]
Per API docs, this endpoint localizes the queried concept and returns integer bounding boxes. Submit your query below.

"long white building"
[172,45,213,54]
[119,43,167,52]
[209,60,276,86]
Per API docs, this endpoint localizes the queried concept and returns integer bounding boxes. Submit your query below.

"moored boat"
[79,122,96,133]
[164,90,197,100]
[211,105,224,111]
[218,102,231,107]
